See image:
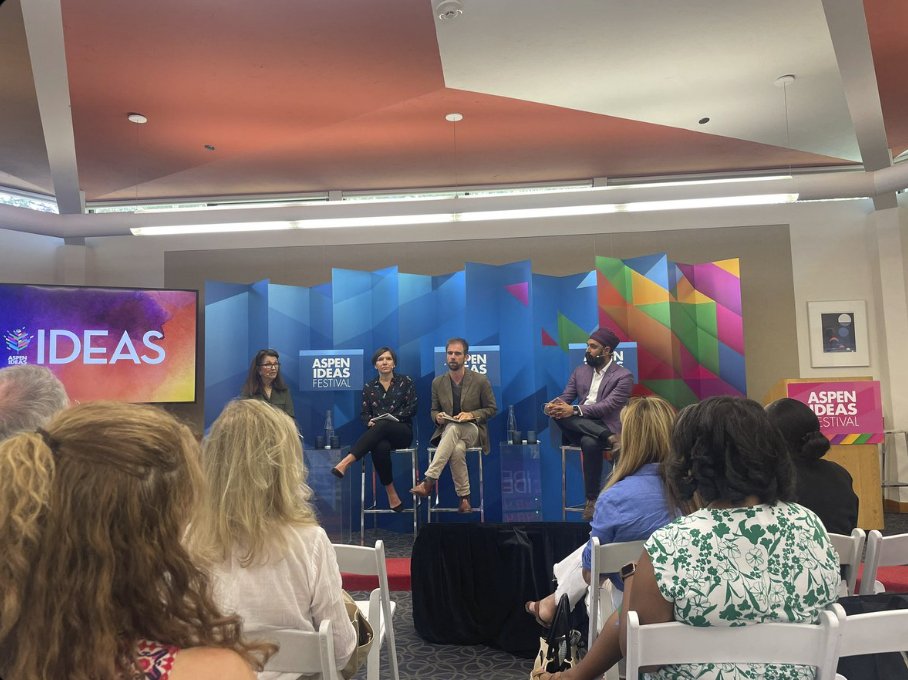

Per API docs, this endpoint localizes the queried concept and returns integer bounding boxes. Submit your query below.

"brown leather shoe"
[458,496,472,513]
[410,478,435,497]
[582,499,595,522]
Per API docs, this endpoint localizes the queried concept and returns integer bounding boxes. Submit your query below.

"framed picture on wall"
[807,300,869,367]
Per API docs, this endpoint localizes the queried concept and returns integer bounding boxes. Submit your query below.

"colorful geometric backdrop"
[205,254,744,524]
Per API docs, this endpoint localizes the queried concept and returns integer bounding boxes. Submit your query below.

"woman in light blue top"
[525,396,678,627]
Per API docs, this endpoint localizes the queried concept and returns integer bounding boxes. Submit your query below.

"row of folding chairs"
[826,527,908,596]
[262,540,399,680]
[625,602,908,680]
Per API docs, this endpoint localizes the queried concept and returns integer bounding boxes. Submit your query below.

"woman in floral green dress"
[536,396,840,680]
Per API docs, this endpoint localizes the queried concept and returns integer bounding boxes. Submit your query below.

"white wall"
[788,199,880,379]
[0,228,62,282]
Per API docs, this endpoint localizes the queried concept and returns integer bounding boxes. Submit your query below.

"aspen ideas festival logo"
[4,327,34,365]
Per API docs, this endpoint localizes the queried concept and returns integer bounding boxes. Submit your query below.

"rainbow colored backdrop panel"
[0,284,197,403]
[596,254,745,406]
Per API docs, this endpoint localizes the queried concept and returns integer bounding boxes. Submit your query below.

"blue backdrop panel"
[531,271,598,522]
[268,283,310,417]
[204,282,252,428]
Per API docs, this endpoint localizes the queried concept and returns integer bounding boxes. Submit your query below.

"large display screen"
[1,284,197,403]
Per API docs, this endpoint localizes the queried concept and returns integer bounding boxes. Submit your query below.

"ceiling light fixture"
[774,74,796,88]
[435,0,464,21]
[130,193,798,236]
[127,113,148,124]
[445,113,464,122]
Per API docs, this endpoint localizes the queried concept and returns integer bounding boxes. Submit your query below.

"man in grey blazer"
[545,327,633,519]
[411,337,497,513]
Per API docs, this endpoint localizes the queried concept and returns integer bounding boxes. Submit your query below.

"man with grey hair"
[0,365,69,440]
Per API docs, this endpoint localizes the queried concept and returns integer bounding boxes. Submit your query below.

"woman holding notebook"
[331,346,417,512]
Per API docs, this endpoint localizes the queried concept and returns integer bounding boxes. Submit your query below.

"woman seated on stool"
[525,396,678,627]
[330,346,417,512]
[766,397,858,534]
[537,397,842,680]
[241,348,295,418]
[0,402,270,680]
[189,399,358,679]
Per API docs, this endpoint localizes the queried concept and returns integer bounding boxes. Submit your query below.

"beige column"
[867,204,908,507]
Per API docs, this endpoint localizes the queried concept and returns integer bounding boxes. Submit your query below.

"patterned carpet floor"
[348,589,534,680]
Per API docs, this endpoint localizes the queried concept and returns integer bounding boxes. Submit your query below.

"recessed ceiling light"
[127,112,148,124]
[698,117,710,125]
[445,113,464,122]
[435,0,464,21]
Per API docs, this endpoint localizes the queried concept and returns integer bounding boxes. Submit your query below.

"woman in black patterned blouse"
[330,346,417,511]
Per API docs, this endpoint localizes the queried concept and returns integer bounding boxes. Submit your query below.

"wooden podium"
[765,378,883,530]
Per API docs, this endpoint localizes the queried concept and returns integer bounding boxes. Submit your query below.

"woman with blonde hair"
[525,396,678,626]
[0,401,269,680]
[189,399,357,679]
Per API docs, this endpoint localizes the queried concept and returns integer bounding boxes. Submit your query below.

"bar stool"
[561,445,587,520]
[881,430,908,492]
[425,446,484,522]
[360,445,418,546]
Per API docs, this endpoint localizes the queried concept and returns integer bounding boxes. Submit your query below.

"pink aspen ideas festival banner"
[786,381,884,445]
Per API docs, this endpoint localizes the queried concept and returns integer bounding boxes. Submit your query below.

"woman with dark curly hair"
[0,401,272,680]
[537,396,841,680]
[766,397,858,534]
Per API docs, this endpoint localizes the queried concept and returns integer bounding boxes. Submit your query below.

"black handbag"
[530,594,585,677]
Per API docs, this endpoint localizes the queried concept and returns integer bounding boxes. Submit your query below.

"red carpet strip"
[342,557,411,591]
[855,565,908,593]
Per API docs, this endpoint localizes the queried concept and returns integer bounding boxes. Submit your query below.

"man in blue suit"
[544,327,633,520]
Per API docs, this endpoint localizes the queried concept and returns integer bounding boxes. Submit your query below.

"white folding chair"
[860,530,908,595]
[828,528,866,596]
[263,620,341,680]
[588,537,647,680]
[587,538,646,644]
[333,540,400,680]
[624,608,842,680]
[834,607,908,679]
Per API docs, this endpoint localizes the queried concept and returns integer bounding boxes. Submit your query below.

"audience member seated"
[766,396,859,534]
[0,401,268,680]
[0,364,68,440]
[241,348,296,418]
[537,396,842,680]
[525,396,678,627]
[331,345,418,511]
[189,399,358,679]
